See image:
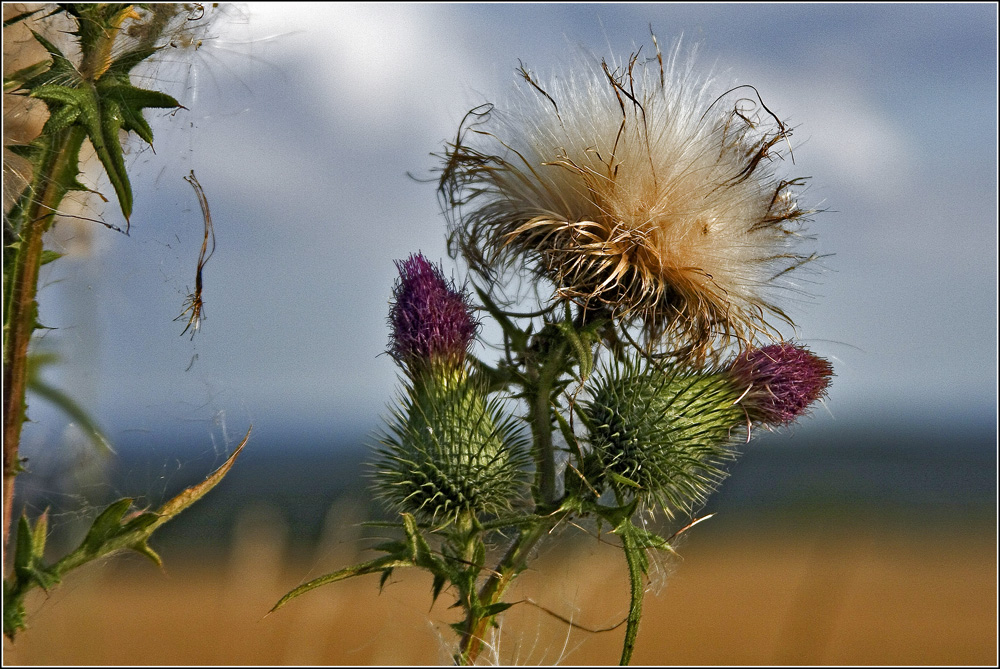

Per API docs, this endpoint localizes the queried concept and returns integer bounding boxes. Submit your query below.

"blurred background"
[4,2,996,665]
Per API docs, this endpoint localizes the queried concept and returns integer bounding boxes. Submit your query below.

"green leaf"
[5,143,43,162]
[608,471,642,490]
[52,428,250,575]
[40,103,82,135]
[269,555,414,614]
[617,521,646,666]
[556,319,592,380]
[3,582,27,640]
[612,519,674,665]
[86,92,133,220]
[122,511,160,534]
[13,515,34,579]
[431,573,447,605]
[40,250,63,266]
[129,540,163,567]
[553,406,584,462]
[101,47,159,82]
[3,7,45,28]
[29,83,87,107]
[153,428,250,522]
[3,59,51,93]
[26,31,76,81]
[400,513,449,576]
[481,601,515,617]
[6,512,62,637]
[97,82,180,145]
[81,498,133,553]
[466,354,514,394]
[594,498,640,530]
[23,28,182,224]
[371,539,407,554]
[30,510,49,560]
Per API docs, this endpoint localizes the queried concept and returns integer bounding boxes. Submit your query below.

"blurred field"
[4,511,996,666]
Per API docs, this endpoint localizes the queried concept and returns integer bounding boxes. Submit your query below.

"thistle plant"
[273,37,833,664]
[3,3,246,639]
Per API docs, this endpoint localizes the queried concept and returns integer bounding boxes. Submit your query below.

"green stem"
[455,319,576,663]
[3,125,87,550]
[454,509,569,665]
[3,2,141,557]
[529,340,567,506]
[618,524,644,666]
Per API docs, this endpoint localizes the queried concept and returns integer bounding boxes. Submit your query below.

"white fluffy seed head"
[439,39,817,363]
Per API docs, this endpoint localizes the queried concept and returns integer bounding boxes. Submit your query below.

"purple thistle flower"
[388,253,478,372]
[729,343,834,426]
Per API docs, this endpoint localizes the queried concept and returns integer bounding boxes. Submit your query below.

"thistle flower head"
[583,355,746,516]
[373,375,528,525]
[729,342,833,426]
[388,253,478,374]
[439,39,816,362]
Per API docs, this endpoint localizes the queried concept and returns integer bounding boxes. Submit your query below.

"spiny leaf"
[101,47,159,81]
[82,498,133,552]
[52,428,250,575]
[608,471,642,490]
[4,59,51,92]
[481,601,515,617]
[40,103,82,135]
[3,581,27,640]
[371,539,407,555]
[25,31,77,85]
[98,84,179,144]
[431,573,447,605]
[4,143,43,162]
[269,555,414,614]
[129,540,163,568]
[401,513,448,574]
[3,6,45,28]
[155,428,250,522]
[40,250,63,266]
[478,513,543,533]
[23,28,183,224]
[554,406,584,462]
[596,498,640,530]
[30,511,49,561]
[556,319,594,380]
[618,521,646,666]
[13,515,34,578]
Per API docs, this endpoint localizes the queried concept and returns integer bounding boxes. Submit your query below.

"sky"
[18,2,998,460]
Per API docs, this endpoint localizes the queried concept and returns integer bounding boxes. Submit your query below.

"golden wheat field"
[3,512,996,666]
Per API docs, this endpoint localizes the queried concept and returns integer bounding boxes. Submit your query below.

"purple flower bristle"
[729,343,833,425]
[389,253,478,370]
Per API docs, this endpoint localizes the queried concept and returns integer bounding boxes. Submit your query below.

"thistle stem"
[3,125,87,550]
[528,340,567,506]
[456,331,570,664]
[455,509,569,665]
[618,523,644,666]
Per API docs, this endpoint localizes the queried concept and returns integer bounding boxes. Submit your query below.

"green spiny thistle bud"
[583,355,745,516]
[373,374,527,525]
